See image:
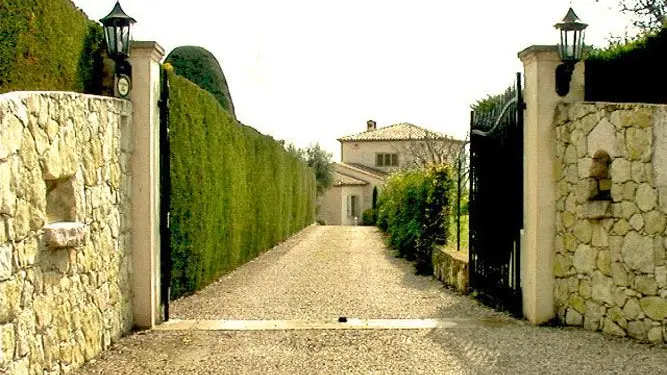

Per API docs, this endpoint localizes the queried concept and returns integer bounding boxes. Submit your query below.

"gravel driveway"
[76,225,667,375]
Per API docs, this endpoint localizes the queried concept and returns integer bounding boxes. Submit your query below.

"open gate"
[469,72,524,316]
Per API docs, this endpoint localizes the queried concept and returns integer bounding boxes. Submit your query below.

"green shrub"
[165,46,236,118]
[376,165,454,274]
[361,208,376,226]
[585,27,667,104]
[0,0,104,94]
[168,71,315,298]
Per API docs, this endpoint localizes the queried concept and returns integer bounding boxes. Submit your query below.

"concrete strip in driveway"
[154,318,459,331]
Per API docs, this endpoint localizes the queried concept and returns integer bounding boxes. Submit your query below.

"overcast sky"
[73,0,633,160]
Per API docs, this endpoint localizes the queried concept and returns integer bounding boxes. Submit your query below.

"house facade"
[318,120,463,225]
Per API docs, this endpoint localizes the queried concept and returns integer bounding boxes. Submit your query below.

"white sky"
[72,0,634,160]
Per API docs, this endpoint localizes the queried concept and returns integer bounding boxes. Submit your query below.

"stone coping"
[439,247,469,263]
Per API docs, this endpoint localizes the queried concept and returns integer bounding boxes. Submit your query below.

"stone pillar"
[128,41,165,329]
[518,45,584,324]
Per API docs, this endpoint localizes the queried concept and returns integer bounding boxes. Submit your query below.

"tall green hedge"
[0,0,104,94]
[376,165,454,274]
[165,46,236,119]
[585,27,667,104]
[168,71,315,298]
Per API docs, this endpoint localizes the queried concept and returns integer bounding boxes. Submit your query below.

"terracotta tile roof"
[337,122,450,142]
[332,171,367,186]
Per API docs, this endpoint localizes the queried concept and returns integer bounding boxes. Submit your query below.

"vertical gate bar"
[159,68,172,321]
[468,110,475,284]
[457,156,461,252]
[515,71,524,312]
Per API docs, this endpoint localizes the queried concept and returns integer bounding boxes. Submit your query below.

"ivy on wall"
[168,72,316,298]
[0,0,106,94]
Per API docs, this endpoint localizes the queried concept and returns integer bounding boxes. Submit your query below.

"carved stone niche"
[44,176,87,248]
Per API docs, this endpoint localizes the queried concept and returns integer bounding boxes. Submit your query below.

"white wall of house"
[317,185,342,225]
[340,185,365,225]
[341,141,402,173]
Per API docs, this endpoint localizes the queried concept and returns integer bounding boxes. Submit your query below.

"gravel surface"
[75,225,667,375]
[170,225,497,320]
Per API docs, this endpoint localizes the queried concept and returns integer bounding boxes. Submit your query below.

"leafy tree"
[596,0,666,31]
[165,46,236,118]
[284,143,333,196]
[305,144,333,196]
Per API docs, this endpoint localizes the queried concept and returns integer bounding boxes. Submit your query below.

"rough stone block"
[636,184,657,212]
[643,211,666,235]
[565,308,583,325]
[574,244,597,274]
[639,296,667,320]
[622,231,655,273]
[627,320,648,340]
[581,201,612,219]
[611,158,631,183]
[602,318,626,337]
[43,222,87,248]
[0,244,11,281]
[634,275,658,296]
[625,127,652,161]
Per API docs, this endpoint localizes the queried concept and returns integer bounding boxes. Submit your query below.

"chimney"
[366,120,377,131]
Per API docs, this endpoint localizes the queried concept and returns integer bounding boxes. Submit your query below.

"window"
[376,153,399,167]
[347,195,359,218]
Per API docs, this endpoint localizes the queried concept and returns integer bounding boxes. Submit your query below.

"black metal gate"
[469,72,524,316]
[159,68,172,321]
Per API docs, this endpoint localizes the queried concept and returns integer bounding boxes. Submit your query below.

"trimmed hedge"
[0,0,104,94]
[376,165,454,274]
[585,27,667,104]
[168,71,315,298]
[165,46,236,119]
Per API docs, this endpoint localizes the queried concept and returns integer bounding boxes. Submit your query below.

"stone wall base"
[433,248,469,294]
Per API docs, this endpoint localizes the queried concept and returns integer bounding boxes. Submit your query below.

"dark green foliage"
[362,208,376,226]
[168,72,315,298]
[585,27,667,104]
[471,85,516,131]
[165,46,236,118]
[376,165,455,274]
[304,144,333,196]
[0,0,104,93]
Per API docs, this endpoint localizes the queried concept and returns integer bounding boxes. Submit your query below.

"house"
[318,120,463,225]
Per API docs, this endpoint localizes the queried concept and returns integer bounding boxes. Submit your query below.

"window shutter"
[376,154,383,166]
[392,154,398,166]
[346,195,352,217]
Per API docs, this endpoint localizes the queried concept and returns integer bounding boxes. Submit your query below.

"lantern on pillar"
[100,1,136,98]
[554,8,588,96]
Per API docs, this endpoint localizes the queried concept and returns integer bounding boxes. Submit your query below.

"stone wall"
[432,248,469,294]
[0,92,133,374]
[553,102,667,343]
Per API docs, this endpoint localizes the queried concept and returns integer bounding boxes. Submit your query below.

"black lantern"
[100,1,136,98]
[100,1,136,59]
[554,8,588,96]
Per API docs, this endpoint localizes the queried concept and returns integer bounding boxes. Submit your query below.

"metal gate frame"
[159,68,172,321]
[468,72,524,316]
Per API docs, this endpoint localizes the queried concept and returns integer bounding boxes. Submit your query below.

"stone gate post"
[128,41,165,328]
[518,45,584,324]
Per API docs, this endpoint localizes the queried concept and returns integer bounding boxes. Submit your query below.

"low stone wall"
[0,92,133,373]
[433,248,469,294]
[553,102,667,343]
